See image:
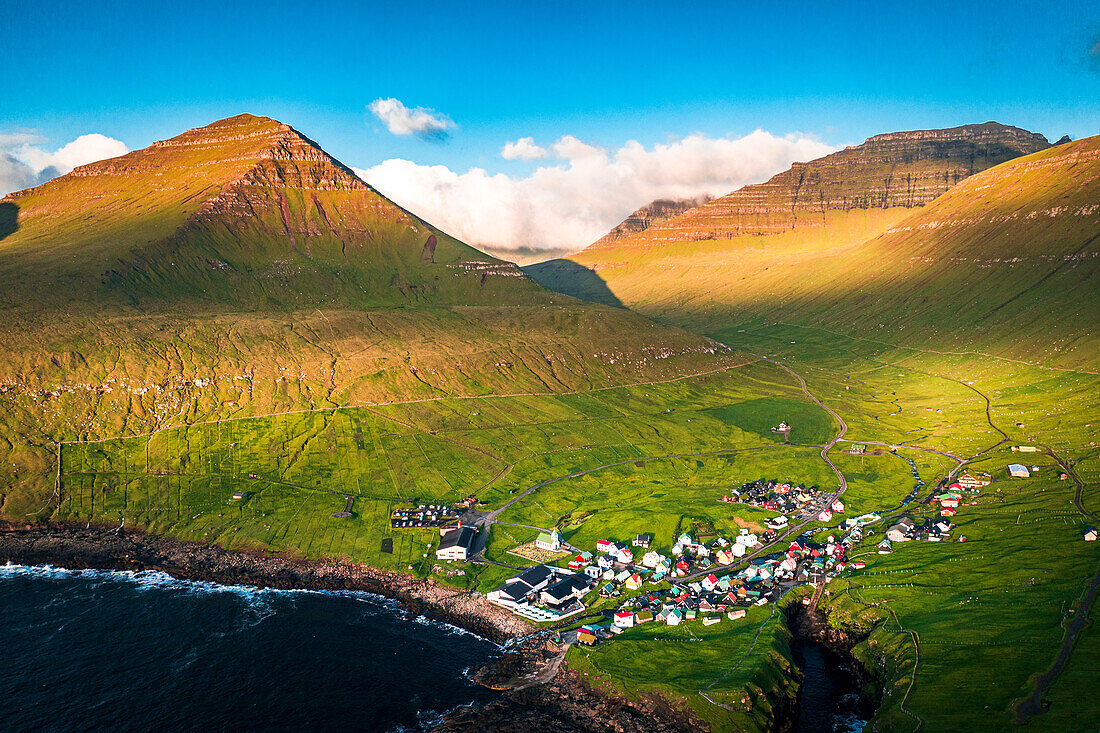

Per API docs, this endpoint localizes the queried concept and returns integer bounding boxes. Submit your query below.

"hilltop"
[586,122,1049,248]
[0,114,541,311]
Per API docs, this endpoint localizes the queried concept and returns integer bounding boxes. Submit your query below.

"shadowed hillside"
[529,124,1100,367]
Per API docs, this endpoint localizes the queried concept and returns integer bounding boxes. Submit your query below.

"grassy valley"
[518,129,1099,730]
[1,115,1097,733]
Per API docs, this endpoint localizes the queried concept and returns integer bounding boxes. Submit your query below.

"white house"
[1008,464,1030,478]
[436,525,476,561]
[766,516,789,530]
[613,611,635,628]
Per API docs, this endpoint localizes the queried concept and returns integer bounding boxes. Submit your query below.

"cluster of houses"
[576,533,857,642]
[488,518,869,634]
[722,478,829,517]
[877,516,956,552]
[392,504,457,529]
[873,472,992,552]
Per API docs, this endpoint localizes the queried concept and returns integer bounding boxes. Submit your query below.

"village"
[426,461,1091,646]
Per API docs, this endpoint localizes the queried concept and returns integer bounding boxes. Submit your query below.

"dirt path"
[678,357,851,584]
[1016,561,1100,723]
[468,442,804,562]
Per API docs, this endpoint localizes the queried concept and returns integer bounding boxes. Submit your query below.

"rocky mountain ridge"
[585,122,1050,248]
[592,196,712,246]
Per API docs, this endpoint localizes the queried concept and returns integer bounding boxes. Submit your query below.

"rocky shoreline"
[0,522,710,731]
[0,521,530,643]
[2,522,867,732]
[434,662,707,733]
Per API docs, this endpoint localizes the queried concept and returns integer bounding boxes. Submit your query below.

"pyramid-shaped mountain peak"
[1,115,536,311]
[61,113,373,196]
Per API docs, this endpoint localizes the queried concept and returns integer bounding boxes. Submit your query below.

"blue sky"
[2,0,1097,251]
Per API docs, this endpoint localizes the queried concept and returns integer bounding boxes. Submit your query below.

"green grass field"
[46,313,1100,731]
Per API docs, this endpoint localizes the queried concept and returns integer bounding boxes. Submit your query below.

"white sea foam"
[0,562,500,645]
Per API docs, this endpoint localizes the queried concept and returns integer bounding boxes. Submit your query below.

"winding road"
[762,357,848,493]
[471,355,855,592]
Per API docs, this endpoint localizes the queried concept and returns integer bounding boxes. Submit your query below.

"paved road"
[678,358,852,583]
[468,356,853,598]
[763,357,847,492]
[466,442,804,563]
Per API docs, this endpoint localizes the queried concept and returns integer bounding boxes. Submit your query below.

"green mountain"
[0,115,738,518]
[0,113,542,311]
[524,124,1100,366]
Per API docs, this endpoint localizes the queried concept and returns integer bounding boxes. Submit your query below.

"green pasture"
[567,601,799,732]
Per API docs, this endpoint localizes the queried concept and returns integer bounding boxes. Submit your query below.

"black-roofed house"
[487,564,559,608]
[435,525,476,561]
[540,575,590,609]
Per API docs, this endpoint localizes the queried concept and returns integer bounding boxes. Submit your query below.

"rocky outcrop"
[591,122,1050,248]
[433,665,708,733]
[593,196,712,246]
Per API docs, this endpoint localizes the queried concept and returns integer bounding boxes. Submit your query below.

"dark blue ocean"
[0,564,500,732]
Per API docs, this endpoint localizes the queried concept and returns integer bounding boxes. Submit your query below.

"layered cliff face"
[526,125,1098,367]
[583,122,1048,248]
[592,196,712,246]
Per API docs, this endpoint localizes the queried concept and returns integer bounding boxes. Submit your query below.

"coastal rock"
[433,666,704,733]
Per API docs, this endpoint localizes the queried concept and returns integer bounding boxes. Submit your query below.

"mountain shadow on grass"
[0,202,16,241]
[522,259,625,308]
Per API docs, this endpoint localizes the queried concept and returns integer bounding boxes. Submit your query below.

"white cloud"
[368,97,456,140]
[501,136,548,161]
[0,132,129,196]
[355,129,836,253]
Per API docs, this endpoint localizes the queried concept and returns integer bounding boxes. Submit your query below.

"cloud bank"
[356,130,836,253]
[368,97,456,140]
[0,132,129,196]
